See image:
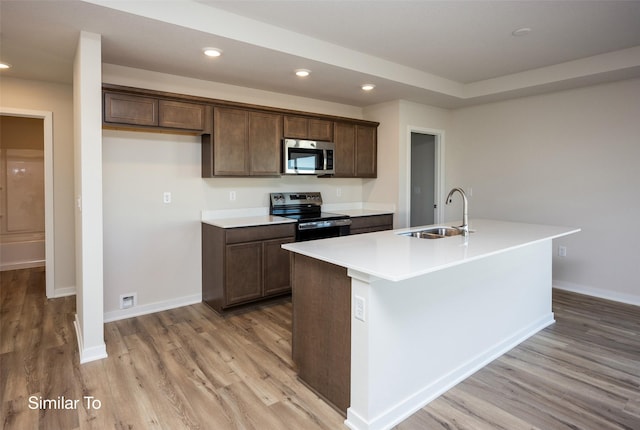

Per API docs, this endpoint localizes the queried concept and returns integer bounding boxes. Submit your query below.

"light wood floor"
[1,268,639,429]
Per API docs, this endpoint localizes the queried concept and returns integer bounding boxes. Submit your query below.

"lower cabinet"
[202,222,295,312]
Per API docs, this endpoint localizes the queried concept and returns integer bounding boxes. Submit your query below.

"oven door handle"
[298,218,352,230]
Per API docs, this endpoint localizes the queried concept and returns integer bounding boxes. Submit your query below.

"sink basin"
[398,226,463,239]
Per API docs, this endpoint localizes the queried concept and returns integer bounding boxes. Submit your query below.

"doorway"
[0,108,54,298]
[409,129,443,227]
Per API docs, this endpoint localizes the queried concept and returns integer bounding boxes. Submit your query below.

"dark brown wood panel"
[213,107,248,175]
[224,223,294,244]
[202,223,225,311]
[284,116,333,141]
[248,111,282,176]
[355,124,377,177]
[225,242,263,305]
[308,118,333,141]
[283,116,308,138]
[333,122,356,177]
[158,100,207,131]
[291,254,351,413]
[263,237,294,296]
[350,214,393,235]
[104,92,158,126]
[202,222,295,312]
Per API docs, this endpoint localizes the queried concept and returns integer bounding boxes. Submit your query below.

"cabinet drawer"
[225,223,295,244]
[104,93,158,126]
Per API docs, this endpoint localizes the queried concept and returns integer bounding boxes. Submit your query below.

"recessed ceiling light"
[512,27,532,37]
[361,84,375,91]
[0,62,11,69]
[295,69,311,77]
[203,47,222,57]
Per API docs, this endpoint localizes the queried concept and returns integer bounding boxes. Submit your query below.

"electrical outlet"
[354,295,366,321]
[163,192,171,204]
[558,246,567,257]
[229,191,236,201]
[119,293,137,309]
[336,187,342,197]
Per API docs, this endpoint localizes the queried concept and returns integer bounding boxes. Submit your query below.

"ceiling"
[1,0,640,108]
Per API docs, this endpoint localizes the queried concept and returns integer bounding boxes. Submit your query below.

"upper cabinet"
[102,85,378,179]
[103,90,211,133]
[202,107,282,177]
[333,122,377,178]
[284,116,333,141]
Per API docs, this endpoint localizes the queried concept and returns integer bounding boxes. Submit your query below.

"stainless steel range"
[269,192,351,241]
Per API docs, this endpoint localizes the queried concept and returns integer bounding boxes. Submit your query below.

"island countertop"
[282,219,580,282]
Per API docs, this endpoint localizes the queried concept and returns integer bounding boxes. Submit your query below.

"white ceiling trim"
[83,0,463,98]
[80,0,640,106]
[466,45,640,98]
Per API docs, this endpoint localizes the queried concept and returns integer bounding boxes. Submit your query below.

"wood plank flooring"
[1,268,639,429]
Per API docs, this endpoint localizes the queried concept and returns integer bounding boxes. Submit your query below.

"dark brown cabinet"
[103,85,379,178]
[158,99,208,131]
[349,214,393,235]
[203,107,282,177]
[333,122,377,178]
[291,253,351,413]
[202,222,295,312]
[104,91,210,132]
[284,116,333,141]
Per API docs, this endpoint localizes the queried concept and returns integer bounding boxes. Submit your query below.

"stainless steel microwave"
[282,139,335,175]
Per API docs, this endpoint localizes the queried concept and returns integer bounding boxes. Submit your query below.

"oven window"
[288,148,323,171]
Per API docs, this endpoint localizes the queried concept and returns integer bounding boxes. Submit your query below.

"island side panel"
[290,253,351,414]
[347,240,555,430]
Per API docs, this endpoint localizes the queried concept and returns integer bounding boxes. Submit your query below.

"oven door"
[296,219,351,241]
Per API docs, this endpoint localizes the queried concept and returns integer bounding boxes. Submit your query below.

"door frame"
[405,126,445,227]
[1,107,55,298]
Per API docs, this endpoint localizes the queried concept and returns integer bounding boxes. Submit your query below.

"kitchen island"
[283,219,579,430]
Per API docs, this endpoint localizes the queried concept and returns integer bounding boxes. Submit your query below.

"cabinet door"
[263,237,294,296]
[225,242,262,305]
[159,100,207,131]
[283,116,308,139]
[104,92,158,126]
[308,119,333,141]
[284,116,333,141]
[249,111,283,176]
[333,122,356,177]
[309,118,333,142]
[213,107,249,175]
[355,125,377,177]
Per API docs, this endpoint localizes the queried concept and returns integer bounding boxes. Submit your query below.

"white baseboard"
[54,286,76,298]
[0,260,45,271]
[73,314,108,364]
[103,293,202,323]
[553,280,640,307]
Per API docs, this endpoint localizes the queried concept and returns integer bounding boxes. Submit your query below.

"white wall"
[101,65,370,318]
[448,78,640,304]
[0,77,76,295]
[73,31,106,363]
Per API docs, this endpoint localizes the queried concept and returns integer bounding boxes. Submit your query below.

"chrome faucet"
[446,187,469,236]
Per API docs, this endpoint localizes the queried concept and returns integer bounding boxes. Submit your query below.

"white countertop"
[201,207,393,228]
[202,215,295,228]
[282,219,580,282]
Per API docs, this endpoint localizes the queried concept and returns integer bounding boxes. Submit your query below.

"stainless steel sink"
[398,226,465,239]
